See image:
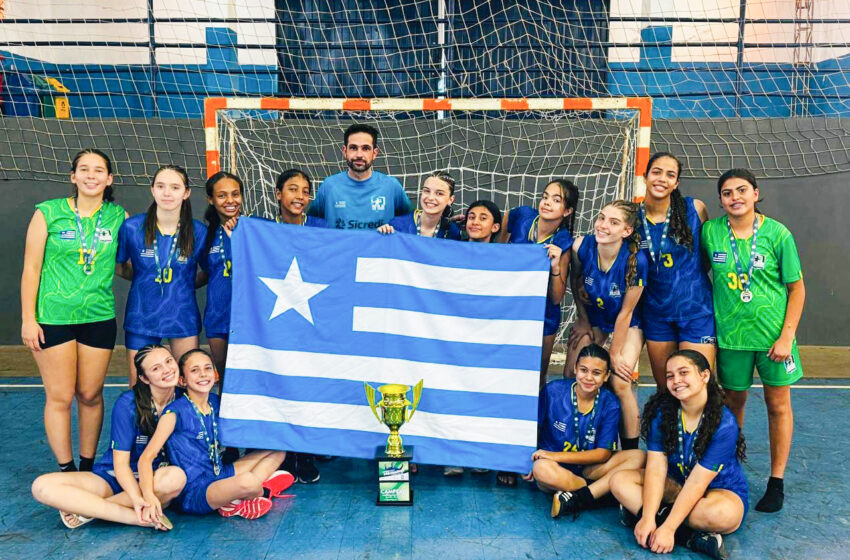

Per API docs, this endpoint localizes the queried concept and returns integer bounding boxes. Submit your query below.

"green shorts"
[717,342,804,391]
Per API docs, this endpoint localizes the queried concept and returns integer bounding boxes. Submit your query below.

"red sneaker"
[263,470,295,498]
[236,496,273,520]
[217,500,242,518]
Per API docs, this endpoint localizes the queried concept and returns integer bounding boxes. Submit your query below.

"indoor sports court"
[1,1,849,559]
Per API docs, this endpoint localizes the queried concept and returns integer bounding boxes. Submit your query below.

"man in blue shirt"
[309,124,412,230]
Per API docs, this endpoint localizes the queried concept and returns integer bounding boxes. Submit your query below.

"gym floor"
[1,347,848,559]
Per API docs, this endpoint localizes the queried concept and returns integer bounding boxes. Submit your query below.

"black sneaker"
[551,491,581,519]
[296,454,320,484]
[619,504,638,528]
[281,451,297,474]
[686,531,728,560]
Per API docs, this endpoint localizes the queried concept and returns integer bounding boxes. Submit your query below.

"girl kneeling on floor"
[610,350,748,559]
[138,348,293,521]
[32,344,186,530]
[534,344,645,519]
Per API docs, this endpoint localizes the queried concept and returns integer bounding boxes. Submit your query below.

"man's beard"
[347,158,372,173]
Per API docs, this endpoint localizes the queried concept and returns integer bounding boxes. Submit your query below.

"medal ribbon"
[528,215,555,244]
[185,394,221,476]
[415,209,443,238]
[72,198,103,275]
[725,216,759,297]
[571,382,600,451]
[152,223,180,285]
[640,204,671,265]
[677,410,703,477]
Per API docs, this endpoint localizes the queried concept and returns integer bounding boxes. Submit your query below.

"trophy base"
[375,445,414,506]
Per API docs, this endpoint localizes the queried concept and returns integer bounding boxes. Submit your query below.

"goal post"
[203,96,652,342]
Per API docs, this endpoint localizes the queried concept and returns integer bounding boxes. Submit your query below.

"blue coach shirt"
[309,170,412,230]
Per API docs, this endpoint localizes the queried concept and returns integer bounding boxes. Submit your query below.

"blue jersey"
[117,215,206,338]
[309,170,412,230]
[94,390,171,474]
[539,379,620,473]
[162,392,224,483]
[647,406,749,511]
[506,206,574,335]
[388,212,462,240]
[578,236,647,333]
[201,226,231,338]
[639,197,713,322]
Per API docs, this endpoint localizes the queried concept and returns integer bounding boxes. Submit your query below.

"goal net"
[208,96,650,342]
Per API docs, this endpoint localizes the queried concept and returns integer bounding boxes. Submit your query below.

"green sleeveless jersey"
[35,197,126,324]
[701,215,802,351]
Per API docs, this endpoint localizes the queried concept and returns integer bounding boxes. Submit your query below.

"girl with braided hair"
[638,153,716,389]
[610,350,748,560]
[567,200,647,450]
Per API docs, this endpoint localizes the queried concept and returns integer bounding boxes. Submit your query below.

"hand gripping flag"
[219,217,550,473]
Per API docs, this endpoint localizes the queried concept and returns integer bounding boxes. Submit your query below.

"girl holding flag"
[701,168,804,512]
[377,171,462,240]
[21,149,126,472]
[116,165,206,385]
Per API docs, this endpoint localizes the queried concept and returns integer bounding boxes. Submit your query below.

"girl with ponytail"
[638,153,716,390]
[116,165,207,385]
[32,344,186,530]
[610,350,748,559]
[567,200,647,450]
[376,171,461,239]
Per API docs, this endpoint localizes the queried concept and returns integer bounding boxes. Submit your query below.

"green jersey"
[35,197,125,324]
[701,215,802,351]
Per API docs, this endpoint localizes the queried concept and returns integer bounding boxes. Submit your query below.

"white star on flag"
[258,257,329,324]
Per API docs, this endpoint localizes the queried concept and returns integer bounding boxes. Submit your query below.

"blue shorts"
[544,302,560,337]
[125,331,164,351]
[174,463,236,515]
[92,465,124,495]
[643,314,716,345]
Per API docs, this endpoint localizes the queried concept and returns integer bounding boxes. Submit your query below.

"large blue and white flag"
[219,217,550,473]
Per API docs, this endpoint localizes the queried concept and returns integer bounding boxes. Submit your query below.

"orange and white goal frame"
[204,97,652,200]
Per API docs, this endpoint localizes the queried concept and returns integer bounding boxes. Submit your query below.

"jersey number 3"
[661,253,674,268]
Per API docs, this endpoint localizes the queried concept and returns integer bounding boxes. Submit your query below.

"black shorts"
[40,318,117,350]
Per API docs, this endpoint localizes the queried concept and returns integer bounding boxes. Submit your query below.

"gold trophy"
[364,380,423,505]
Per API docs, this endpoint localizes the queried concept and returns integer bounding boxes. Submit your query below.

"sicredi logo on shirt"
[335,219,386,230]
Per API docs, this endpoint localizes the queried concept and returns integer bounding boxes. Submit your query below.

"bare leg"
[610,327,644,439]
[564,331,594,378]
[75,343,112,460]
[646,340,678,389]
[35,341,78,464]
[763,385,793,478]
[609,469,682,515]
[582,449,646,498]
[680,341,716,372]
[540,334,557,389]
[169,336,199,363]
[532,458,588,493]
[207,337,228,380]
[205,450,286,510]
[126,348,139,387]
[686,489,745,534]
[724,389,748,428]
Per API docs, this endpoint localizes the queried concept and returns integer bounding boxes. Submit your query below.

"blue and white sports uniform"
[163,392,235,515]
[506,206,574,336]
[92,390,174,494]
[202,226,231,339]
[117,215,207,348]
[577,235,647,334]
[638,197,715,343]
[647,406,749,517]
[309,170,412,230]
[388,212,462,240]
[538,379,620,476]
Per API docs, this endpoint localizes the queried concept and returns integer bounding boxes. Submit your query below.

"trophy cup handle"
[364,382,382,423]
[406,379,425,422]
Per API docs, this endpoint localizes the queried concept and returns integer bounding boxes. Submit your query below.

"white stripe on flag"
[355,257,549,297]
[352,307,543,346]
[227,344,539,397]
[221,393,537,447]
